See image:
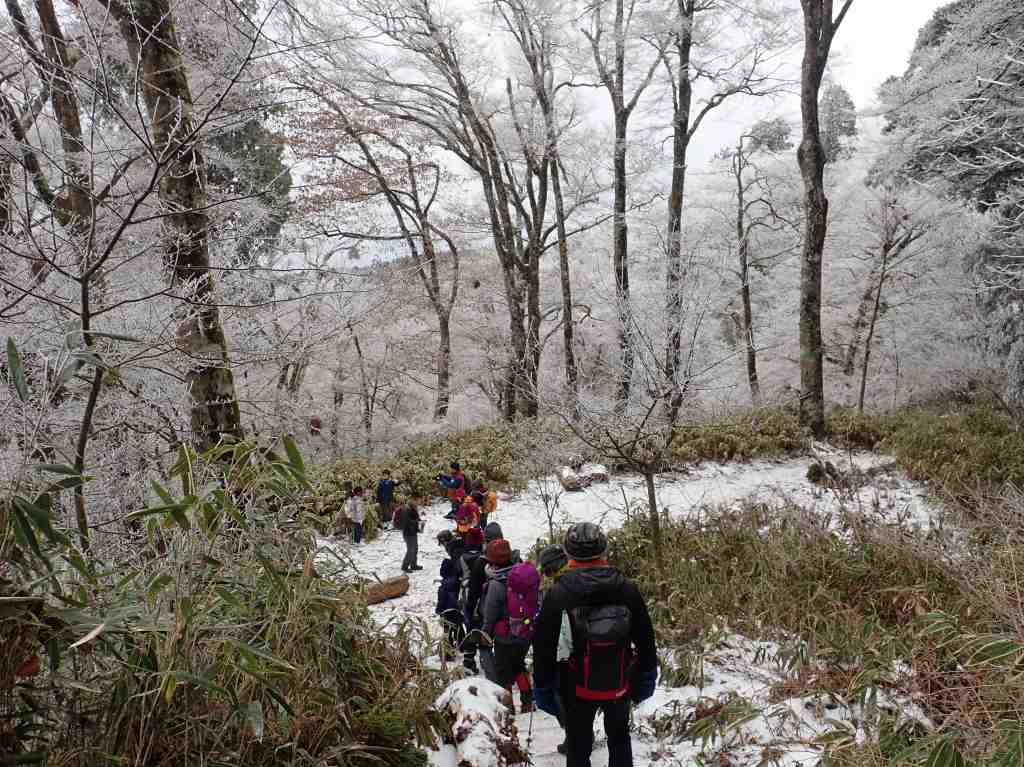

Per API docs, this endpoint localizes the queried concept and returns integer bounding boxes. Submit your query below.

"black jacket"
[401,506,420,537]
[532,565,657,690]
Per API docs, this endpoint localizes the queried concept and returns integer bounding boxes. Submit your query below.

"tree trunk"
[0,160,11,235]
[643,469,663,571]
[436,311,452,419]
[110,0,243,451]
[549,154,579,415]
[842,266,881,377]
[613,113,632,413]
[858,256,888,413]
[366,575,410,604]
[665,20,694,424]
[739,237,761,407]
[796,2,840,439]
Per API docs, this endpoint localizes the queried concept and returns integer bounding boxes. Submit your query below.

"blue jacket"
[376,479,398,505]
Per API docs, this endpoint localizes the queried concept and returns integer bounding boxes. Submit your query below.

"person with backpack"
[455,522,486,674]
[465,522,507,680]
[436,531,466,662]
[480,538,538,714]
[399,501,423,572]
[538,543,571,756]
[437,462,467,518]
[481,484,498,529]
[376,470,400,529]
[459,494,482,529]
[532,523,658,767]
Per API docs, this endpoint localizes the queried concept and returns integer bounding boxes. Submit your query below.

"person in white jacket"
[347,487,367,544]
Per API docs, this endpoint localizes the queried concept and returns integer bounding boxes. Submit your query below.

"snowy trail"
[317,446,938,766]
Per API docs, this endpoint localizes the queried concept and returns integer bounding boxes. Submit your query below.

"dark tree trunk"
[858,264,885,414]
[739,237,761,406]
[665,13,694,424]
[436,311,451,419]
[550,155,579,415]
[110,0,243,450]
[613,113,632,413]
[797,0,853,438]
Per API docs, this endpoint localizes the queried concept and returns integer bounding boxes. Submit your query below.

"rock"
[558,466,581,491]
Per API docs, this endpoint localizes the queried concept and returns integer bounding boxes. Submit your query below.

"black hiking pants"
[559,673,632,767]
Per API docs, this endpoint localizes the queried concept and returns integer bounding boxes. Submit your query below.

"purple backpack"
[505,562,541,641]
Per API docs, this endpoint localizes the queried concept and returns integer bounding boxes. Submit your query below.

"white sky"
[679,0,949,169]
[832,0,948,108]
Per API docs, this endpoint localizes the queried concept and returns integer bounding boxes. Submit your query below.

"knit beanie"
[485,538,512,566]
[484,522,504,542]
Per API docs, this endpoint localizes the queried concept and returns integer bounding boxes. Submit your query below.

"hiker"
[455,522,486,673]
[399,500,423,572]
[437,462,467,518]
[376,470,400,529]
[538,544,571,755]
[436,531,466,661]
[465,522,507,680]
[481,539,538,714]
[347,487,367,545]
[481,483,498,529]
[459,494,482,529]
[532,523,658,767]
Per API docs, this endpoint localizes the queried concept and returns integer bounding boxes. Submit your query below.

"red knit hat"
[485,538,512,566]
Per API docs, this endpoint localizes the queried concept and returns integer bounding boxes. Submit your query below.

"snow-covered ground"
[317,445,939,767]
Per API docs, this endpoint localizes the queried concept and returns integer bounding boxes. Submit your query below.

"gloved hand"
[631,669,657,704]
[533,686,560,717]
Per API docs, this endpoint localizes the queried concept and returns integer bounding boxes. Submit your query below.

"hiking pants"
[560,674,633,767]
[402,534,418,570]
[352,523,363,545]
[439,610,466,658]
[479,645,496,682]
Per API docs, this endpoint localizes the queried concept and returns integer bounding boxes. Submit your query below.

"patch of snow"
[318,447,939,767]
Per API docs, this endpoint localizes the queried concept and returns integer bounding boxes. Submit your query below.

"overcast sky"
[833,0,948,108]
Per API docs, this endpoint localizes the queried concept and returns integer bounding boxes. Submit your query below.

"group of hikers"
[431,464,657,767]
[345,461,659,767]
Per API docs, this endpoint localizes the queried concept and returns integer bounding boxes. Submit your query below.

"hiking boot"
[410,565,424,571]
[463,658,478,674]
[520,690,534,714]
[556,741,567,755]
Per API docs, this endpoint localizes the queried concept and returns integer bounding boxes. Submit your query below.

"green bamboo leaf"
[239,701,264,741]
[146,574,173,603]
[151,480,174,505]
[36,463,81,475]
[282,435,305,475]
[6,337,29,401]
[10,504,49,568]
[924,738,967,767]
[14,496,66,546]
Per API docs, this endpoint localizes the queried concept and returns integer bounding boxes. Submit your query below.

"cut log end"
[365,575,410,605]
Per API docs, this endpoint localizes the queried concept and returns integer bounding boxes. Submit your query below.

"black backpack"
[392,504,406,529]
[457,549,483,610]
[569,605,634,701]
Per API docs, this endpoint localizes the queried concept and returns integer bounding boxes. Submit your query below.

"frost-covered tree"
[819,82,857,164]
[879,0,1024,406]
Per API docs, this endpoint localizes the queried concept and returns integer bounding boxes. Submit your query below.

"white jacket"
[347,496,366,524]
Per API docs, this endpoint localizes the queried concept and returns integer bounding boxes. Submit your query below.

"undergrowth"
[609,497,1024,766]
[1,440,443,766]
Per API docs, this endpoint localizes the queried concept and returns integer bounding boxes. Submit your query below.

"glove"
[631,669,657,703]
[533,686,560,717]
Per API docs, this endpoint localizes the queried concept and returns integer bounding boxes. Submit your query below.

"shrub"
[671,408,806,464]
[1,439,443,766]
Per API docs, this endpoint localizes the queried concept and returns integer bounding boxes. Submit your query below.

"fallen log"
[366,575,409,605]
[435,678,527,767]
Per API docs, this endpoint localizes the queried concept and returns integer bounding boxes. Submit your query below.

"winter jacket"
[439,472,467,502]
[346,496,366,525]
[436,557,462,617]
[459,499,481,528]
[467,548,521,623]
[402,506,421,537]
[532,564,657,691]
[481,564,515,639]
[376,479,398,506]
[483,491,498,516]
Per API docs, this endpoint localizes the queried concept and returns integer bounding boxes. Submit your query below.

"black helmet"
[564,522,607,561]
[538,544,568,574]
[484,521,504,542]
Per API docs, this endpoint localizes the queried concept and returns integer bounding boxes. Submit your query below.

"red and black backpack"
[568,604,634,701]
